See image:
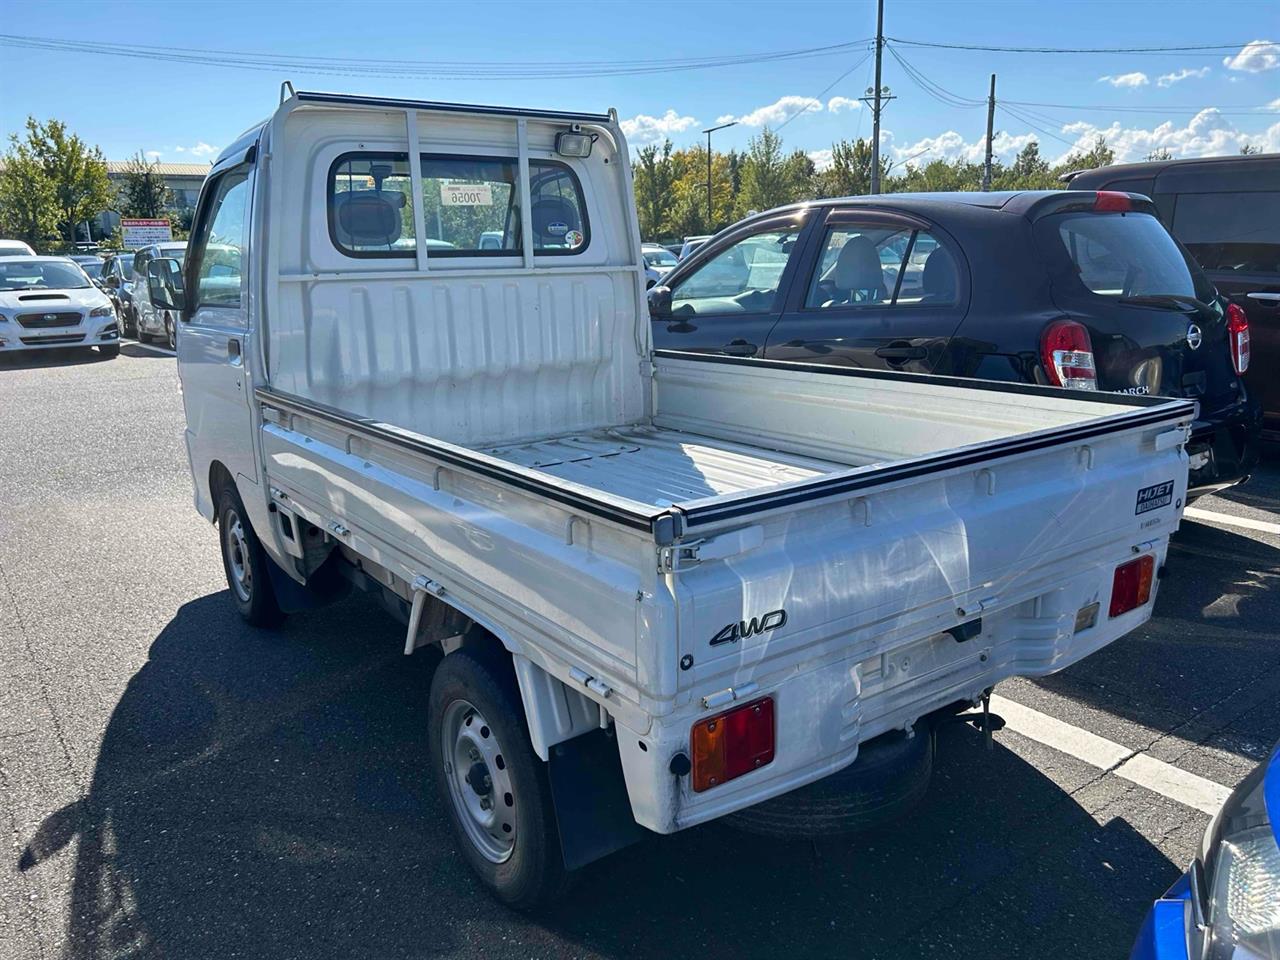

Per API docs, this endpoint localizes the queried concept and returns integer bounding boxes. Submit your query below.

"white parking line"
[123,338,175,357]
[990,694,1231,816]
[1183,506,1280,537]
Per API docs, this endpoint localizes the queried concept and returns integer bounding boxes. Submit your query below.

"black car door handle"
[875,345,927,361]
[722,339,757,357]
[1245,292,1280,305]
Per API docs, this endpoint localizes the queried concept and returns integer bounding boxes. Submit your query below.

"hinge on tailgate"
[656,525,765,573]
[658,541,703,573]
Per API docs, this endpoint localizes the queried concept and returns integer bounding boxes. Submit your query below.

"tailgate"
[666,397,1194,697]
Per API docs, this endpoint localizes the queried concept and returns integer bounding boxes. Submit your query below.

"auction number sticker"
[1135,480,1174,515]
[440,183,493,206]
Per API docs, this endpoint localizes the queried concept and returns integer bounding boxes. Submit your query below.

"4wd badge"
[1135,480,1174,515]
[710,609,787,646]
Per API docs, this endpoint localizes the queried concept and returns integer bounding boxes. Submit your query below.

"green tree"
[1145,148,1173,161]
[783,149,818,202]
[736,127,796,218]
[19,117,111,242]
[892,157,985,193]
[633,140,677,239]
[0,135,58,247]
[1053,135,1115,177]
[814,138,885,197]
[1240,143,1260,156]
[994,140,1055,190]
[119,150,172,218]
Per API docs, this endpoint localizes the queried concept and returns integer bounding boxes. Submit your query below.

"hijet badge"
[1135,480,1175,515]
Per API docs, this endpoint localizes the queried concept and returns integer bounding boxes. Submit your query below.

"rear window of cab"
[328,152,589,259]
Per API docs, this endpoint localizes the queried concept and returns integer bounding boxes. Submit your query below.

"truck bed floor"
[483,425,854,508]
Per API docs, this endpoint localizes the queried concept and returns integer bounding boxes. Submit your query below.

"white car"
[131,241,187,348]
[641,243,677,288]
[0,239,36,257]
[0,256,120,358]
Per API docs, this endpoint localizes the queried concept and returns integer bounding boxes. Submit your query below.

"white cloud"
[1157,67,1210,87]
[891,129,1039,167]
[174,142,219,158]
[1098,72,1150,88]
[808,149,834,171]
[619,109,699,145]
[718,95,823,127]
[827,96,861,114]
[1223,40,1279,73]
[1269,98,1280,110]
[144,150,163,160]
[1055,110,1280,163]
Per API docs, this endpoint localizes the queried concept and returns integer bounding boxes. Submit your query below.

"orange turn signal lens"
[690,697,775,792]
[1109,555,1154,618]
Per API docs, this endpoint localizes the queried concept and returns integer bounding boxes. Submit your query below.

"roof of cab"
[1063,152,1280,190]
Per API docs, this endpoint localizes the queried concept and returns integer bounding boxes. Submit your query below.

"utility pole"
[702,121,736,230]
[870,0,880,195]
[982,74,996,191]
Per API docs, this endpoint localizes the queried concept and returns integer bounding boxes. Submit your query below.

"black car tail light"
[1227,302,1250,375]
[1041,319,1098,391]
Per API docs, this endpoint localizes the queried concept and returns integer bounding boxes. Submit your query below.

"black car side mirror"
[648,284,672,320]
[147,258,185,313]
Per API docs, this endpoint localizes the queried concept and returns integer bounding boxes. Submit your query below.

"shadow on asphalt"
[1033,520,1280,760]
[0,347,117,369]
[16,590,1177,959]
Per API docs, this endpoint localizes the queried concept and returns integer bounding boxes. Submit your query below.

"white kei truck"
[147,88,1196,908]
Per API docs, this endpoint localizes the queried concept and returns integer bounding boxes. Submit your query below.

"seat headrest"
[921,247,957,300]
[531,196,581,245]
[333,190,404,248]
[830,235,885,294]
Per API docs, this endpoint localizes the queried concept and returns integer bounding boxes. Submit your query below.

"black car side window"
[806,226,959,309]
[670,225,803,318]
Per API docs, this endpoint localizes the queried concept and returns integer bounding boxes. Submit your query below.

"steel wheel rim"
[224,510,252,602]
[441,698,516,864]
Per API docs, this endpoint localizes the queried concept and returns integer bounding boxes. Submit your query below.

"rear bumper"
[1186,397,1262,498]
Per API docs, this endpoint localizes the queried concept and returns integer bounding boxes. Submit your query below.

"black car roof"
[1064,152,1280,190]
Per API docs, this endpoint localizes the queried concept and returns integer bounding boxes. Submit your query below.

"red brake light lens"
[1094,191,1133,213]
[1041,319,1098,390]
[690,697,775,792]
[1109,555,1155,618]
[1227,302,1250,375]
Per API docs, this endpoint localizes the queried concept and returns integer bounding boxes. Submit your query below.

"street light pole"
[702,121,737,229]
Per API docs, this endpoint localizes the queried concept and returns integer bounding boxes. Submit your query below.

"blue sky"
[1,0,1277,170]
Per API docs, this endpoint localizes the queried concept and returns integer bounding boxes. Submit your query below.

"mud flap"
[547,729,646,870]
[264,552,350,613]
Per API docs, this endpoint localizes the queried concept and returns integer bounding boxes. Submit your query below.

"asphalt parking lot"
[2,343,1277,960]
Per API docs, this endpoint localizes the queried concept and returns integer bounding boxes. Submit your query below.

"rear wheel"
[217,486,284,627]
[428,650,567,909]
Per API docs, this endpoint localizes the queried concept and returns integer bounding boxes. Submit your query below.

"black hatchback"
[648,189,1261,498]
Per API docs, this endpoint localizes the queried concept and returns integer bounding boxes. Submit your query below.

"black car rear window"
[1050,211,1214,303]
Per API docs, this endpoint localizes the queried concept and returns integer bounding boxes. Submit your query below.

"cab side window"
[191,168,250,309]
[670,226,802,317]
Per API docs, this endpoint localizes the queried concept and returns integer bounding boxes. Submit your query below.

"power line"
[0,33,874,80]
[885,43,985,108]
[775,50,874,132]
[887,36,1252,55]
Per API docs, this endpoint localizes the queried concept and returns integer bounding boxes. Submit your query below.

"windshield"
[0,260,92,292]
[1052,212,1214,303]
[77,259,104,278]
[644,249,677,268]
[160,247,187,263]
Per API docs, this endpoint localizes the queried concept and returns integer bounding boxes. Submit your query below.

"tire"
[725,727,935,837]
[165,315,176,350]
[428,650,568,910]
[217,486,284,627]
[98,343,120,359]
[136,325,152,344]
[124,307,137,338]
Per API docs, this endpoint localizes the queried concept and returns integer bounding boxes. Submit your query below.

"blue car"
[1131,740,1279,959]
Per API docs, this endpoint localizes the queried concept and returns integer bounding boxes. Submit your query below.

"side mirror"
[147,258,185,312]
[104,274,119,288]
[647,284,673,320]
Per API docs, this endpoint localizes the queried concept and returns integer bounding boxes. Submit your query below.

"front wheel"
[165,315,176,350]
[98,343,120,359]
[217,487,284,627]
[428,650,567,909]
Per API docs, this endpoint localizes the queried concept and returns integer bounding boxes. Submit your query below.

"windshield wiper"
[1118,293,1211,312]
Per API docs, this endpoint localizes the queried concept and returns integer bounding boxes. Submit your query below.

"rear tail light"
[1094,191,1133,213]
[1227,302,1250,375]
[690,697,775,792]
[1109,555,1155,618]
[1041,319,1098,390]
